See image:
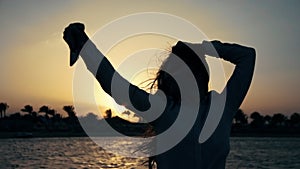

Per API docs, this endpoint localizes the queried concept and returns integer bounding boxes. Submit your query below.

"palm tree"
[104,109,112,119]
[39,105,50,117]
[0,102,9,118]
[48,109,56,117]
[63,105,77,129]
[63,105,76,118]
[21,105,34,116]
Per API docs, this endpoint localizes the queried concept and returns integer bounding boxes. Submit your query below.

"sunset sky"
[1,0,299,118]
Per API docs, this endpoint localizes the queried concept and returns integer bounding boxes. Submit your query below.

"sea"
[0,137,299,169]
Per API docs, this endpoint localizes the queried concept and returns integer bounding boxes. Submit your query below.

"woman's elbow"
[249,47,256,60]
[246,47,256,66]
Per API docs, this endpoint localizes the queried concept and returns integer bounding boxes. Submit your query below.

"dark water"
[0,137,299,169]
[227,137,300,169]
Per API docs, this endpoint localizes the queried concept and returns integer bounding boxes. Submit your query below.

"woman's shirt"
[80,40,256,169]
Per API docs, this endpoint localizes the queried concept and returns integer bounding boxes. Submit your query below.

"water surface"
[0,137,299,169]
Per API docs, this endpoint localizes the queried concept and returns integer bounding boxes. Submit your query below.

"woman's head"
[154,41,209,103]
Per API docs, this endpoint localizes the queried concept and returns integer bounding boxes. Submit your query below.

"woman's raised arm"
[80,40,152,112]
[206,40,256,118]
[63,23,155,117]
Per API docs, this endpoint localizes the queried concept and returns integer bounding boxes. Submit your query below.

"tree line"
[232,109,300,136]
[233,109,300,127]
[0,103,82,134]
[0,102,300,137]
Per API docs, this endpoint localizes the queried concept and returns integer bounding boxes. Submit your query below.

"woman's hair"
[152,41,210,103]
[145,41,210,168]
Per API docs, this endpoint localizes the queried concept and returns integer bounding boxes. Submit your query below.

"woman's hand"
[63,23,89,66]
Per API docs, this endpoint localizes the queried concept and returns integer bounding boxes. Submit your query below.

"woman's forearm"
[203,40,255,65]
[80,40,106,76]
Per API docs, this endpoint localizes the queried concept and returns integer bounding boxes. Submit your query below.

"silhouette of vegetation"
[0,103,300,138]
[0,102,9,118]
[270,113,287,127]
[232,110,300,137]
[21,105,34,116]
[250,111,264,128]
[290,112,300,127]
[122,110,131,118]
[104,109,112,119]
[263,115,272,125]
[39,105,50,117]
[63,105,76,118]
[234,109,248,126]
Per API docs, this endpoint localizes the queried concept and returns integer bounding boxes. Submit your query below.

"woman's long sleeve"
[80,40,151,113]
[211,41,256,118]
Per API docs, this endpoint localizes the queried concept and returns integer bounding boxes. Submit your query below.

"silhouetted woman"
[63,23,255,169]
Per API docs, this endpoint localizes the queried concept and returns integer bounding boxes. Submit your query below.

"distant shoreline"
[0,131,87,139]
[1,131,300,139]
[1,114,299,139]
[230,132,300,138]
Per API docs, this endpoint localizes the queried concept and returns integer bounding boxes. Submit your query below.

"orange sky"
[1,1,300,118]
